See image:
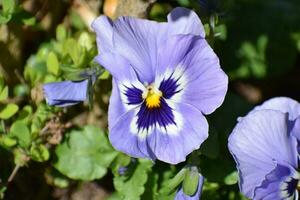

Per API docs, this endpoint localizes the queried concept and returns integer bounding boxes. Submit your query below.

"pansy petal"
[108,80,154,159]
[112,17,168,83]
[157,36,227,114]
[167,7,205,37]
[228,110,298,199]
[175,174,204,200]
[43,80,88,107]
[155,34,200,76]
[147,102,208,164]
[155,35,227,115]
[91,16,114,53]
[253,97,300,120]
[108,103,155,159]
[253,163,299,200]
[95,53,139,82]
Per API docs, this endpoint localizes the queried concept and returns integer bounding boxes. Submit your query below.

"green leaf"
[13,148,28,166]
[10,121,31,148]
[2,0,15,14]
[54,125,118,181]
[47,52,60,75]
[56,24,67,41]
[113,159,152,200]
[0,135,17,147]
[0,103,19,119]
[0,85,8,101]
[224,171,238,185]
[78,32,93,50]
[99,70,110,80]
[30,144,50,162]
[182,167,199,196]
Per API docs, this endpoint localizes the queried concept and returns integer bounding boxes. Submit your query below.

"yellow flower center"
[143,85,162,109]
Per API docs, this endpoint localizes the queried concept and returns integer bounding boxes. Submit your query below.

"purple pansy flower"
[175,174,204,200]
[228,97,300,199]
[92,7,228,164]
[43,80,88,107]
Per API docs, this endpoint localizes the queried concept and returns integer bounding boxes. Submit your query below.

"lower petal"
[254,163,299,200]
[147,102,208,164]
[108,105,156,159]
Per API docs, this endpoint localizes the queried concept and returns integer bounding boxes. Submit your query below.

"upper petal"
[112,16,168,83]
[91,16,114,53]
[167,7,205,37]
[228,110,298,199]
[253,97,300,120]
[43,80,88,107]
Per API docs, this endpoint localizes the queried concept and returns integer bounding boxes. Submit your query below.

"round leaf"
[54,125,118,181]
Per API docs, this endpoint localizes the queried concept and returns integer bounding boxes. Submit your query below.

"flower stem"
[7,165,20,183]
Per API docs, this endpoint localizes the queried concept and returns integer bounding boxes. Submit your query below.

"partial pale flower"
[228,97,300,199]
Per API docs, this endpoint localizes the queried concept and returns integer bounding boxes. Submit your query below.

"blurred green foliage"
[1,0,300,199]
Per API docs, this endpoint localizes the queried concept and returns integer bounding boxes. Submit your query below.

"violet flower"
[175,174,204,200]
[228,97,300,199]
[43,80,88,107]
[92,7,228,164]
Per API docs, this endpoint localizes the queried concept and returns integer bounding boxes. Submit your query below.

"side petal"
[112,16,168,83]
[254,163,299,200]
[167,7,205,37]
[43,80,88,107]
[156,36,227,115]
[175,174,205,200]
[253,97,300,120]
[147,102,208,164]
[91,16,114,53]
[228,110,298,199]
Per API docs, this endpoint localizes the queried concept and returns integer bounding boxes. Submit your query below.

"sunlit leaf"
[0,104,19,120]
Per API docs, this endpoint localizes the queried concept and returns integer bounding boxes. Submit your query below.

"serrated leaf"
[114,159,152,200]
[0,103,19,119]
[10,121,31,148]
[0,85,8,101]
[47,52,60,75]
[54,125,118,181]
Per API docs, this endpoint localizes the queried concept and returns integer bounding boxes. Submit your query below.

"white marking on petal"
[119,80,145,111]
[154,65,187,103]
[129,111,154,140]
[158,100,184,136]
[279,170,300,199]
